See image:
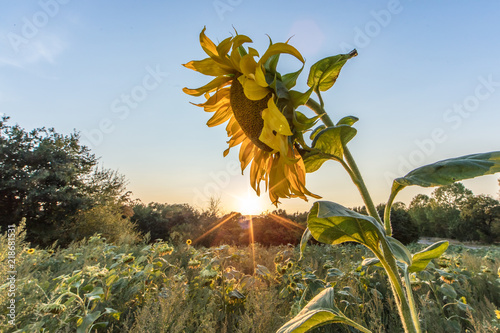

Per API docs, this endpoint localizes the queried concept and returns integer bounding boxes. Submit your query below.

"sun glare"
[237,193,264,215]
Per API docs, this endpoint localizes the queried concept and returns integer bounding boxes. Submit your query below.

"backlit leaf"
[307,201,387,253]
[395,152,500,188]
[277,288,370,333]
[307,50,357,92]
[409,241,449,273]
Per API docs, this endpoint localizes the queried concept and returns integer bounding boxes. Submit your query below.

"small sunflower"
[183,28,320,205]
[26,248,35,254]
[186,239,192,246]
[495,309,500,319]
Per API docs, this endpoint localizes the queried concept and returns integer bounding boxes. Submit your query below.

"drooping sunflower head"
[183,28,320,205]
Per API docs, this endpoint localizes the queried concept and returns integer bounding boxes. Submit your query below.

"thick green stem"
[403,269,422,332]
[377,244,419,333]
[343,148,383,224]
[383,183,405,237]
[306,98,382,225]
[306,98,334,127]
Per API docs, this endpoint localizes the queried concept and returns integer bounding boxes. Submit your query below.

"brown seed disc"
[230,76,273,152]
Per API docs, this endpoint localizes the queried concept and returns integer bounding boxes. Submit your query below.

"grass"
[1,223,499,332]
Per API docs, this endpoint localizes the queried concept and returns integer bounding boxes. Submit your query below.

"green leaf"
[289,88,314,108]
[293,111,320,132]
[302,151,330,173]
[307,201,387,253]
[304,125,357,172]
[299,228,312,261]
[386,236,412,267]
[326,268,344,277]
[282,65,304,89]
[312,125,357,159]
[409,241,449,273]
[309,125,326,140]
[104,307,121,320]
[77,311,101,333]
[362,257,381,268]
[256,264,272,279]
[438,283,457,299]
[395,151,500,188]
[84,287,104,302]
[307,50,357,92]
[264,53,279,73]
[336,116,359,127]
[277,288,371,333]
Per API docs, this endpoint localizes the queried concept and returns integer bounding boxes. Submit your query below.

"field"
[1,223,500,333]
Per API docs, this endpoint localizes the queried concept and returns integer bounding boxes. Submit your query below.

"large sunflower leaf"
[386,236,412,267]
[387,152,500,215]
[307,50,357,92]
[277,288,371,333]
[409,241,449,273]
[311,125,357,159]
[307,201,386,253]
[395,151,500,188]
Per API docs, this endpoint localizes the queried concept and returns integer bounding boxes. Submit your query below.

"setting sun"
[236,192,265,215]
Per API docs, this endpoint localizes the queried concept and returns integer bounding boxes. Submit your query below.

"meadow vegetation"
[2,118,500,332]
[1,221,499,332]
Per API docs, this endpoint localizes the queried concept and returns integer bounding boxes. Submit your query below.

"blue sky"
[1,1,499,214]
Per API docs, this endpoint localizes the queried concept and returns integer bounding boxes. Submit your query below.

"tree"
[460,194,500,243]
[0,116,129,245]
[131,202,200,242]
[377,203,420,245]
[431,182,473,209]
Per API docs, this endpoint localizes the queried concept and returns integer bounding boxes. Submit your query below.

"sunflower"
[26,248,35,254]
[183,28,320,205]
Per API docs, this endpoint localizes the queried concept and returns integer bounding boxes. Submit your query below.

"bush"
[70,205,140,245]
[377,203,420,245]
[131,202,200,242]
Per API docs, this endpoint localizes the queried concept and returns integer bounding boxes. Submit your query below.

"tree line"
[1,117,499,246]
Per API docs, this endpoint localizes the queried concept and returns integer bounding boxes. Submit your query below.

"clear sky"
[1,1,500,215]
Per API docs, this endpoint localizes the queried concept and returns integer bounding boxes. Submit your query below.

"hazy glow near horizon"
[2,2,500,214]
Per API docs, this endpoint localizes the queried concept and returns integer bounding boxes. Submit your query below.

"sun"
[237,192,265,216]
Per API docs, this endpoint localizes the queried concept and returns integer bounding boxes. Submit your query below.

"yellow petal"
[195,88,230,112]
[240,54,258,78]
[254,65,268,87]
[206,105,232,127]
[258,42,305,67]
[183,76,232,96]
[183,58,233,76]
[238,76,270,100]
[262,99,293,136]
[231,34,253,50]
[199,27,218,58]
[239,139,255,172]
[216,37,233,58]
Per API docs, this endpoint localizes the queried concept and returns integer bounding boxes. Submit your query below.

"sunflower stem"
[343,148,383,224]
[305,98,334,127]
[305,98,383,225]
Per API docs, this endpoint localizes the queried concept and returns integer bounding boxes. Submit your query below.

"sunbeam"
[192,212,239,244]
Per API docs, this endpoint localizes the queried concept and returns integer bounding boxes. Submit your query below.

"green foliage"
[0,116,130,245]
[376,203,420,245]
[1,222,499,333]
[71,205,140,245]
[408,183,500,243]
[131,202,201,242]
[393,152,500,188]
[307,50,358,92]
